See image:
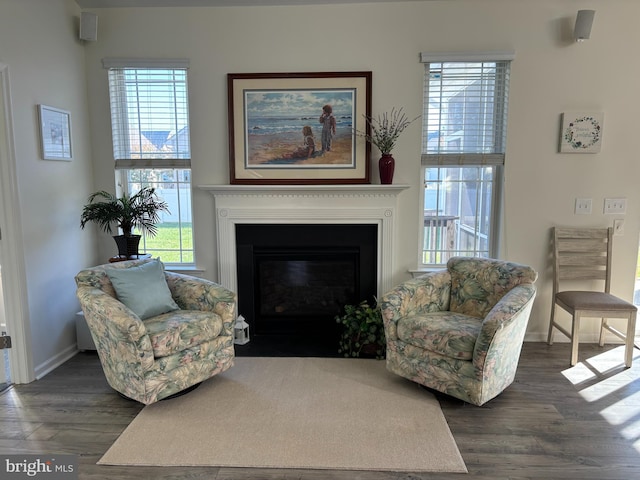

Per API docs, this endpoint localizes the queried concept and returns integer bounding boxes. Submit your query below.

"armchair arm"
[77,286,149,344]
[380,269,451,341]
[472,283,537,370]
[76,286,155,391]
[165,272,237,336]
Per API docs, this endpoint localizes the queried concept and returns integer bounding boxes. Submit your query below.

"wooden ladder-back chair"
[547,227,637,367]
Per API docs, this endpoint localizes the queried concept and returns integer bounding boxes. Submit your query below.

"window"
[104,59,193,264]
[420,53,512,266]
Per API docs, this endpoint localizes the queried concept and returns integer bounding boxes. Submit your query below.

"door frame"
[0,63,34,384]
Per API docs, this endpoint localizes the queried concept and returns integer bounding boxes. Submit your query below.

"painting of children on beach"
[244,89,355,168]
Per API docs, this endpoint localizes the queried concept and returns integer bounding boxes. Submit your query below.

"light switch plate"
[604,198,626,214]
[575,198,592,214]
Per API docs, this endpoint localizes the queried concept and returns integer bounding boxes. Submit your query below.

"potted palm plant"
[335,299,386,359]
[80,187,169,258]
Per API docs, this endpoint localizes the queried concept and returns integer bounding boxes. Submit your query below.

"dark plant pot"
[358,342,382,358]
[113,235,142,258]
[379,154,395,184]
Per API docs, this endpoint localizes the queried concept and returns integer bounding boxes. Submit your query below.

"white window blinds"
[420,53,512,166]
[103,58,191,169]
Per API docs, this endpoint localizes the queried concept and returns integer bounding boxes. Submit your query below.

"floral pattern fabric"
[397,311,482,360]
[448,256,537,318]
[75,258,236,404]
[144,310,224,358]
[381,256,537,406]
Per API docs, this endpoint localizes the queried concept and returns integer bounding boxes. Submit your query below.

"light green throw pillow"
[106,259,179,320]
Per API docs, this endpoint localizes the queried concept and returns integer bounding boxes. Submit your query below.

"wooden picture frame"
[37,104,72,161]
[227,71,372,184]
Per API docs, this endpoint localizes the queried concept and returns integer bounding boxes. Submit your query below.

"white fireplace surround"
[199,184,409,297]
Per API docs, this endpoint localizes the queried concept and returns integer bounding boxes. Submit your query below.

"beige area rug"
[99,357,467,473]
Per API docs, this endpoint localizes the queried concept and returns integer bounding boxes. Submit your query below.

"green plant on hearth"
[336,299,386,359]
[80,186,169,257]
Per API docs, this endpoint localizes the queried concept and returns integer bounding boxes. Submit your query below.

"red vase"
[379,154,395,184]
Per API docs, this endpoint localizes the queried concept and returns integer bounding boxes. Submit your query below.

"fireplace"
[236,224,377,346]
[200,184,409,355]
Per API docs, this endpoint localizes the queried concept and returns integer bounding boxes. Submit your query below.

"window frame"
[104,58,195,266]
[418,52,513,268]
[117,168,195,265]
[418,164,503,267]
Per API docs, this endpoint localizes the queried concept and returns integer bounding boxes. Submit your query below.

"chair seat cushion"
[556,291,637,312]
[144,310,224,358]
[397,311,483,360]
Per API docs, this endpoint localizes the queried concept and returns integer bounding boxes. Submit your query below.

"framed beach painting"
[227,71,372,184]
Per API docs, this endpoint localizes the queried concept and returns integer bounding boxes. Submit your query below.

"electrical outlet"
[604,197,627,214]
[613,219,625,235]
[575,198,592,214]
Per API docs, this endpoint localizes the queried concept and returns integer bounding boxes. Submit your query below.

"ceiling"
[75,0,428,7]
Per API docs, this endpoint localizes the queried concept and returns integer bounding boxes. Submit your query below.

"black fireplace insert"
[235,223,377,356]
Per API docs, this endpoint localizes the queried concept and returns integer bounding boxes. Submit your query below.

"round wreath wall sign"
[560,112,603,153]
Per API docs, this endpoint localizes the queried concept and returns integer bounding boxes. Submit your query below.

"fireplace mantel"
[199,184,410,297]
[198,183,409,198]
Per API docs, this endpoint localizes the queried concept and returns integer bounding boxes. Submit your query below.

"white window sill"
[409,267,446,278]
[165,265,205,276]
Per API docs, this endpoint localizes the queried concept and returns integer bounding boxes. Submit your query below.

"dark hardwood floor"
[1,342,640,479]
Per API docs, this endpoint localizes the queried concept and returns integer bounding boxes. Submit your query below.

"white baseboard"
[34,344,78,380]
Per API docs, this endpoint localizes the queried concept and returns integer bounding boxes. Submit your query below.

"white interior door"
[0,63,32,384]
[0,265,7,384]
[635,244,640,346]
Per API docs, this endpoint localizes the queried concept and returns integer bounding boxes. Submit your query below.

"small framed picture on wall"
[559,112,603,154]
[37,104,72,161]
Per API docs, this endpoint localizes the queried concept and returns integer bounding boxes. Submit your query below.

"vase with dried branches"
[354,107,420,184]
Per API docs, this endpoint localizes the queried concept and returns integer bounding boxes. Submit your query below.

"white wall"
[81,0,640,343]
[0,0,96,378]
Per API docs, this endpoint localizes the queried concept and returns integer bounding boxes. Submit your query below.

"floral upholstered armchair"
[380,257,537,406]
[75,258,236,405]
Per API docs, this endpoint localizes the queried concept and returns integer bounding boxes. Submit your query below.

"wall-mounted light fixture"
[574,10,595,42]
